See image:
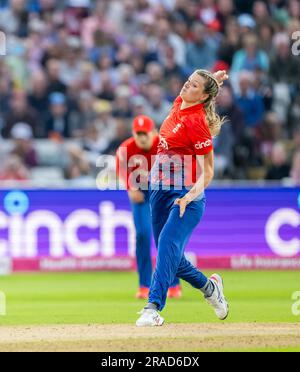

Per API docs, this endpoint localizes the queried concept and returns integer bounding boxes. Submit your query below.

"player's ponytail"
[196,69,226,137]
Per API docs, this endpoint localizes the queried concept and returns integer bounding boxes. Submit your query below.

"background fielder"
[116,115,181,299]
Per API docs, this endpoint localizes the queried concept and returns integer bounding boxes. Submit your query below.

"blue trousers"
[131,191,180,289]
[149,187,208,311]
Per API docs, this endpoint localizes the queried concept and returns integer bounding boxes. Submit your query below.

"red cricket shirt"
[116,136,160,190]
[153,96,213,186]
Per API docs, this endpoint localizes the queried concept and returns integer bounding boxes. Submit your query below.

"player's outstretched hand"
[214,70,229,86]
[174,197,189,218]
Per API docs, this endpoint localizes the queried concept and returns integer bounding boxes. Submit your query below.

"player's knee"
[158,233,180,255]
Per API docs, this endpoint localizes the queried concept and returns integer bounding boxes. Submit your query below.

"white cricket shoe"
[136,308,164,327]
[205,274,229,320]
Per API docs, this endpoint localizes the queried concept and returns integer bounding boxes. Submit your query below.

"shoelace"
[206,283,224,306]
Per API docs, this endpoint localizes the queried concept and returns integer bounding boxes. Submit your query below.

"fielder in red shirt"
[116,116,181,300]
[136,70,230,327]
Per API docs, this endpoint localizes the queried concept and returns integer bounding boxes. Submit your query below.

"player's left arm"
[175,150,214,218]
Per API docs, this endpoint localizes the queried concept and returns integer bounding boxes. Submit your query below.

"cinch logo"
[195,140,212,150]
[265,208,300,257]
[0,192,136,259]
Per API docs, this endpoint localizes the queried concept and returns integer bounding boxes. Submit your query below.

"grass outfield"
[0,271,300,351]
[0,270,299,325]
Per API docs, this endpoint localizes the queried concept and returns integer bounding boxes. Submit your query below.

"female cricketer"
[136,70,230,326]
[116,115,181,299]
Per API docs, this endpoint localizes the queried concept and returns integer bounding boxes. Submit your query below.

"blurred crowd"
[0,0,300,184]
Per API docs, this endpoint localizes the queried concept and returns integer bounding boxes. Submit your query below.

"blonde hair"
[196,69,226,137]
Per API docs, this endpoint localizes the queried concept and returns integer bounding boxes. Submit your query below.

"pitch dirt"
[0,323,299,352]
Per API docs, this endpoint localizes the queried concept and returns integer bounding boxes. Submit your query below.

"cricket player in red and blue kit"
[116,116,181,300]
[136,70,230,326]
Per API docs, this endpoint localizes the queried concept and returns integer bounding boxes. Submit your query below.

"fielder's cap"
[132,115,155,134]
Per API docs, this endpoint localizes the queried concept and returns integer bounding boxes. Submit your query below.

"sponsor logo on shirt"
[194,140,212,150]
[173,123,183,134]
[159,135,169,150]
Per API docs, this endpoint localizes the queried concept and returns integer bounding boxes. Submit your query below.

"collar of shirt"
[175,96,205,116]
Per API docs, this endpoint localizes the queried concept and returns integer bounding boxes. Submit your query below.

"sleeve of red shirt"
[185,116,213,155]
[116,145,129,189]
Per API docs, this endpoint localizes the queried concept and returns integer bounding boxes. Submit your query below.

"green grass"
[0,270,299,326]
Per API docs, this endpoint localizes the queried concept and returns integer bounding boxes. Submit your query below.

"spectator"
[146,62,165,85]
[217,84,245,142]
[65,145,91,181]
[253,1,270,26]
[81,0,117,49]
[131,95,148,117]
[10,122,38,168]
[231,33,269,74]
[46,59,67,96]
[0,77,11,123]
[237,13,256,36]
[235,71,266,129]
[216,0,235,33]
[265,142,291,181]
[214,122,234,178]
[0,155,29,181]
[0,0,29,36]
[290,150,300,185]
[218,17,241,67]
[260,112,283,163]
[186,23,218,72]
[269,33,300,86]
[95,72,116,101]
[292,127,300,152]
[82,123,105,164]
[103,118,131,155]
[70,90,96,136]
[162,44,185,79]
[290,95,300,135]
[93,99,117,151]
[0,0,299,182]
[257,23,274,54]
[3,90,40,138]
[112,86,133,119]
[60,38,85,87]
[145,84,172,127]
[166,75,184,102]
[45,92,72,138]
[155,18,186,67]
[28,71,49,125]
